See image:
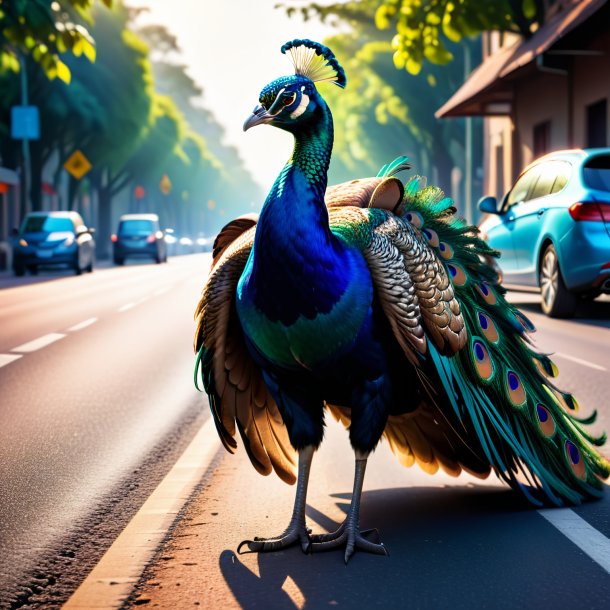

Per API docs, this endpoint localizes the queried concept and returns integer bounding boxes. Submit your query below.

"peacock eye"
[282,92,297,106]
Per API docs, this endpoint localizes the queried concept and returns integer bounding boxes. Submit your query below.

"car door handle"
[537,209,546,217]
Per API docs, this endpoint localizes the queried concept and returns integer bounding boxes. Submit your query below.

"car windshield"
[119,219,154,235]
[583,155,610,192]
[22,216,73,233]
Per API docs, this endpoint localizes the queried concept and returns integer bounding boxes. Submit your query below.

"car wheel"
[113,256,124,266]
[539,245,577,318]
[27,265,38,275]
[13,261,25,277]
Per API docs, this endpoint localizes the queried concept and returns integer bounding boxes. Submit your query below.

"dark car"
[478,148,610,317]
[112,213,167,265]
[12,211,95,276]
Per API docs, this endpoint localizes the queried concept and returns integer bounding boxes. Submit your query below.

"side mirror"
[478,196,498,214]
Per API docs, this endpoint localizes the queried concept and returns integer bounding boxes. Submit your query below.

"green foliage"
[0,0,112,83]
[290,0,546,74]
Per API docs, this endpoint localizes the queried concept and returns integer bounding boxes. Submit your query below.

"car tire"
[539,244,577,318]
[27,265,38,275]
[114,256,124,266]
[13,261,25,277]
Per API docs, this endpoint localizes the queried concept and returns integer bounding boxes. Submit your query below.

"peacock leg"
[311,451,388,563]
[237,445,314,554]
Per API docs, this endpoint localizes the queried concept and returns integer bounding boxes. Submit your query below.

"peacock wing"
[194,219,297,484]
[329,205,467,363]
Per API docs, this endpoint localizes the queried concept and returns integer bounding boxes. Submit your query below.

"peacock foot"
[237,521,312,555]
[311,521,389,563]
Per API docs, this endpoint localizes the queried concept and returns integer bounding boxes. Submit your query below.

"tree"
[0,0,112,83]
[294,0,545,75]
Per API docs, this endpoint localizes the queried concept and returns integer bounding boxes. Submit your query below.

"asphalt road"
[0,254,212,608]
[1,257,609,609]
[130,288,610,609]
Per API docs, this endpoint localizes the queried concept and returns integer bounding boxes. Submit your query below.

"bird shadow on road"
[217,484,570,610]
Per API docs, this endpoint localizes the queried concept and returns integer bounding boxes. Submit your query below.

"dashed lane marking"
[538,508,610,574]
[118,297,149,313]
[67,317,98,332]
[63,417,221,609]
[0,354,22,368]
[11,333,66,353]
[554,352,607,372]
[153,286,171,296]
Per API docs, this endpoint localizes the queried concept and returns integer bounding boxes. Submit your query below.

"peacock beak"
[243,105,272,131]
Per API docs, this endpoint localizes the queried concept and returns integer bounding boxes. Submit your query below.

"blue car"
[478,149,610,317]
[12,211,96,276]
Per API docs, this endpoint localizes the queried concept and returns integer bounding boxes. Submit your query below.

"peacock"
[194,39,610,563]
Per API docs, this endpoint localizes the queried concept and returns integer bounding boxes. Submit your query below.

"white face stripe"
[290,93,309,119]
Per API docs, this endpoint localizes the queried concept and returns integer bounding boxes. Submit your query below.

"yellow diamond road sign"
[64,150,92,180]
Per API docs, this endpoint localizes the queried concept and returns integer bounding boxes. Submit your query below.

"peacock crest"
[281,38,347,88]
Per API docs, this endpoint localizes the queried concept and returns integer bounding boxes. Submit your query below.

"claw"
[312,524,389,562]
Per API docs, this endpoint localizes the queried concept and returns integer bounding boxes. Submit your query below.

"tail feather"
[395,171,609,505]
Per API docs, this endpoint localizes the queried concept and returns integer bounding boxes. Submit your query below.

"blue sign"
[11,105,40,140]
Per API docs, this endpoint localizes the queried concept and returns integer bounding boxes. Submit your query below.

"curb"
[63,418,220,609]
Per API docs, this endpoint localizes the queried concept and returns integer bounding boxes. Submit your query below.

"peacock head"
[243,39,346,133]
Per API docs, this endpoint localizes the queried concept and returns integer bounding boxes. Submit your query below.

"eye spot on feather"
[447,263,467,286]
[536,404,556,438]
[533,357,558,378]
[477,312,499,342]
[472,339,493,381]
[438,241,454,260]
[565,440,586,480]
[476,282,497,305]
[506,370,526,406]
[423,228,439,247]
[405,211,423,228]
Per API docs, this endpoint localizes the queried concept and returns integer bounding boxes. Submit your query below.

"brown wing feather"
[195,222,297,484]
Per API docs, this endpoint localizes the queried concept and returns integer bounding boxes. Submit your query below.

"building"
[436,0,610,206]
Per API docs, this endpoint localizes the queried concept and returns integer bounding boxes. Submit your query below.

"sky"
[129,0,339,191]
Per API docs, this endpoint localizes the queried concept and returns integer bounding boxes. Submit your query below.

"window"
[529,161,573,200]
[119,219,156,235]
[533,121,551,157]
[505,167,538,208]
[586,99,607,148]
[23,215,74,233]
[583,155,610,192]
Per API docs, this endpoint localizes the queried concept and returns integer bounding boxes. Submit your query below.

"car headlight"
[19,238,28,247]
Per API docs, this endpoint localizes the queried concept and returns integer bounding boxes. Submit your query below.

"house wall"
[572,32,610,147]
[514,72,570,167]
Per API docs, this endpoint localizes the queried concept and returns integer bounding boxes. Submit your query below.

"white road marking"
[0,354,23,368]
[67,317,98,332]
[64,417,220,609]
[118,297,149,313]
[538,508,610,574]
[554,352,607,372]
[11,333,66,353]
[153,286,171,296]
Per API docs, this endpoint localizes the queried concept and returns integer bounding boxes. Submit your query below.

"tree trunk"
[93,171,112,260]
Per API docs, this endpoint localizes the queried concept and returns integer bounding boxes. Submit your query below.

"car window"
[529,161,573,199]
[22,215,74,233]
[505,167,539,208]
[119,219,155,235]
[583,155,610,191]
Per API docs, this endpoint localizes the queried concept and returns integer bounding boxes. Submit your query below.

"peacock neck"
[268,104,334,207]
